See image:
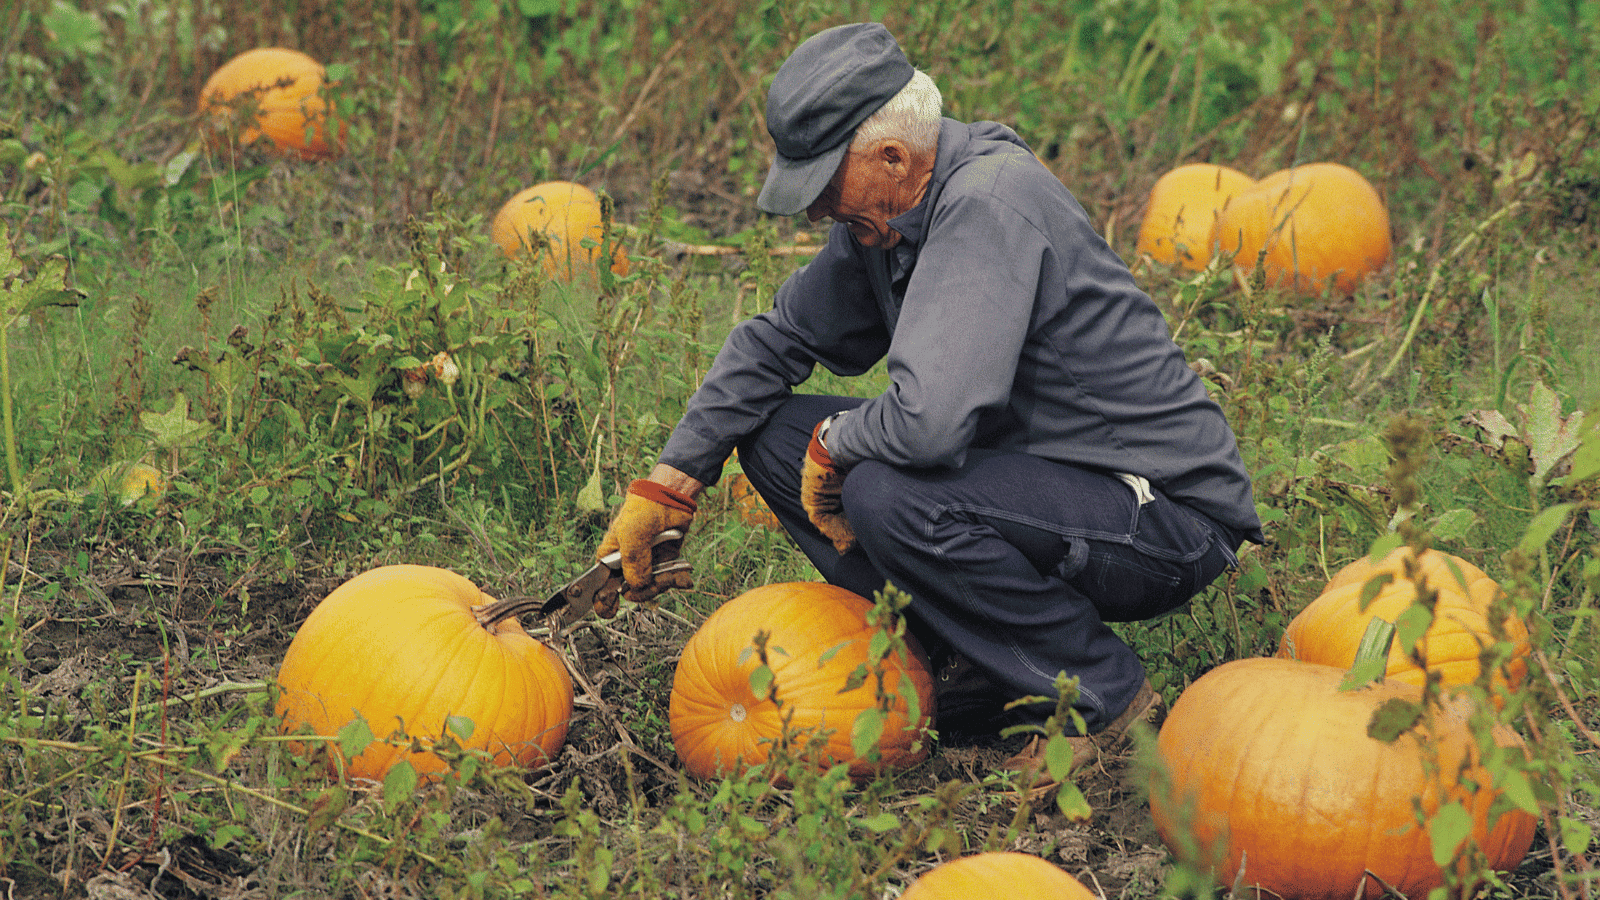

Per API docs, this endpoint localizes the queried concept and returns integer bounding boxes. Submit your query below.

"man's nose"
[805,197,831,224]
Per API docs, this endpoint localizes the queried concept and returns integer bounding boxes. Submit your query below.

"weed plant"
[3,0,1599,896]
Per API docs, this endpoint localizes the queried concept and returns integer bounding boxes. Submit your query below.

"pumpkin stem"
[473,596,544,628]
[1339,617,1397,691]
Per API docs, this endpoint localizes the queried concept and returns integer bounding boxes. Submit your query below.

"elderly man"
[597,23,1263,768]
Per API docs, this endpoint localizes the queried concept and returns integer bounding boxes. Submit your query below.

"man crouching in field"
[595,22,1263,770]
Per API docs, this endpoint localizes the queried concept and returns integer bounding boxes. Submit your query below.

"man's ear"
[877,140,912,176]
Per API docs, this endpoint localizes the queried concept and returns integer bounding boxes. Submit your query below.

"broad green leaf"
[383,759,419,808]
[1393,603,1433,658]
[140,393,214,448]
[851,707,886,758]
[588,848,613,894]
[446,714,475,740]
[1428,508,1478,542]
[1562,416,1600,487]
[1428,801,1474,866]
[1496,768,1539,816]
[1517,503,1576,556]
[1560,816,1594,855]
[1517,381,1584,486]
[306,785,348,831]
[747,664,774,701]
[337,718,375,757]
[1367,697,1422,742]
[1054,781,1093,821]
[851,812,901,833]
[575,469,606,512]
[1044,734,1075,781]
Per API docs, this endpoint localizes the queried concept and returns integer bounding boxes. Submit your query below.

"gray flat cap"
[757,23,915,216]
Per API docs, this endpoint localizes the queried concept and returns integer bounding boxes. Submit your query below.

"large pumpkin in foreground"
[669,582,934,781]
[1280,546,1530,697]
[199,47,345,160]
[491,181,630,281]
[276,565,573,781]
[1210,162,1390,294]
[1136,163,1256,270]
[901,852,1097,900]
[1149,658,1536,900]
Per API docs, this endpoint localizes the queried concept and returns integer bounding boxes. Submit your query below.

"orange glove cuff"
[808,421,836,470]
[628,479,698,514]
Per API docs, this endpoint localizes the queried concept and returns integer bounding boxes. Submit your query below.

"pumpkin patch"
[275,564,573,781]
[668,582,934,781]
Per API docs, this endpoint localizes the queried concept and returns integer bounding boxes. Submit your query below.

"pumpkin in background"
[900,852,1097,900]
[491,181,630,281]
[724,454,782,529]
[88,460,166,506]
[669,582,934,781]
[276,565,573,781]
[1135,163,1256,270]
[1280,546,1530,697]
[1149,657,1536,900]
[199,48,345,160]
[1209,162,1391,294]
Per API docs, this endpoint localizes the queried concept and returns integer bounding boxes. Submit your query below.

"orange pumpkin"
[900,852,1097,900]
[199,48,345,160]
[1149,657,1536,900]
[275,565,573,781]
[490,181,630,281]
[1135,163,1256,270]
[724,466,781,530]
[1209,162,1391,294]
[669,582,934,781]
[1280,547,1530,697]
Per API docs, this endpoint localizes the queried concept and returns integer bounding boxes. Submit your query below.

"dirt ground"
[9,536,1572,899]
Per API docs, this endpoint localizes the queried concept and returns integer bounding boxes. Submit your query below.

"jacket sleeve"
[656,224,891,484]
[827,187,1043,469]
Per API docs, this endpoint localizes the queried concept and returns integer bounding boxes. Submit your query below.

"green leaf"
[1366,697,1422,742]
[1053,780,1093,821]
[139,392,214,449]
[1560,816,1594,855]
[575,469,606,512]
[588,848,614,894]
[445,714,475,740]
[1428,801,1474,867]
[337,718,374,757]
[383,759,419,808]
[1044,734,1076,781]
[1496,768,1539,816]
[1517,381,1584,486]
[1393,603,1433,663]
[306,785,348,831]
[1428,508,1478,542]
[1562,416,1600,487]
[1520,503,1577,557]
[851,812,901,833]
[851,706,886,759]
[748,664,774,701]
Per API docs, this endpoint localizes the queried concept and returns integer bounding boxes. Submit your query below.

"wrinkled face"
[805,142,921,249]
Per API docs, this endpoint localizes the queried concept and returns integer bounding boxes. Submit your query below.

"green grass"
[3,0,1599,896]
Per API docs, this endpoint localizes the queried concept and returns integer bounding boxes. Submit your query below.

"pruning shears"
[537,530,688,626]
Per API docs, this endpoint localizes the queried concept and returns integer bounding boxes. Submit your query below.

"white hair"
[851,69,942,155]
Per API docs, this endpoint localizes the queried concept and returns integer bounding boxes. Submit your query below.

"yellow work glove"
[801,417,856,554]
[595,479,696,612]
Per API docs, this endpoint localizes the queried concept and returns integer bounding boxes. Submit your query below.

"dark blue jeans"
[736,394,1241,734]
